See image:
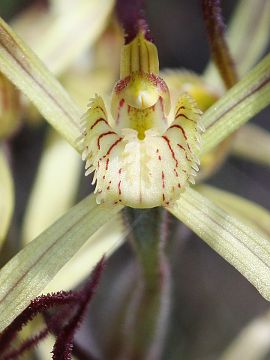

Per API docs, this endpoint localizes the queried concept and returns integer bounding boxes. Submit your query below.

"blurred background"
[1,1,270,359]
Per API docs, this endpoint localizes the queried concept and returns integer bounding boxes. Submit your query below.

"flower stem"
[121,208,171,360]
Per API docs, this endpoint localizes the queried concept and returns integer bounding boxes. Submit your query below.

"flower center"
[80,31,203,208]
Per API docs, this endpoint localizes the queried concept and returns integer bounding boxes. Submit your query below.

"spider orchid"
[0,0,270,359]
[80,29,203,208]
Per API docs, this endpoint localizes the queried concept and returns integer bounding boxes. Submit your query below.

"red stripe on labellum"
[162,171,165,189]
[118,180,122,195]
[90,118,108,130]
[175,112,194,122]
[169,124,188,140]
[104,138,123,157]
[97,131,117,149]
[162,135,178,168]
[177,144,192,162]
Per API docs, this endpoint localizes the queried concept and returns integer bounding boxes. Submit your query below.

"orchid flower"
[0,0,270,358]
[80,29,203,208]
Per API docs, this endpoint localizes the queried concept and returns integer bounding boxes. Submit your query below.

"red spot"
[162,136,178,168]
[158,97,166,121]
[116,99,125,124]
[114,76,131,93]
[162,171,165,189]
[118,181,122,195]
[158,155,161,161]
[90,118,108,130]
[119,168,122,174]
[147,74,168,92]
[97,131,116,149]
[174,169,179,177]
[105,158,109,170]
[103,175,105,180]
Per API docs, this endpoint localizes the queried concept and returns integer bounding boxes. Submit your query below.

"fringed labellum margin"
[80,32,204,208]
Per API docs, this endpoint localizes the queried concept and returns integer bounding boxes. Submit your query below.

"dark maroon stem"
[2,329,49,360]
[0,258,105,359]
[52,258,105,360]
[0,292,79,350]
[202,0,238,88]
[116,0,153,43]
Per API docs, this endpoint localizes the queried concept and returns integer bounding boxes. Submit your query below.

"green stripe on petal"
[44,214,126,293]
[167,188,270,301]
[0,195,123,331]
[14,0,114,75]
[197,185,270,239]
[0,18,82,152]
[201,53,270,154]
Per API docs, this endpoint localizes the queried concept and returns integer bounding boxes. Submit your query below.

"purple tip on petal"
[116,0,153,43]
[202,0,238,88]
